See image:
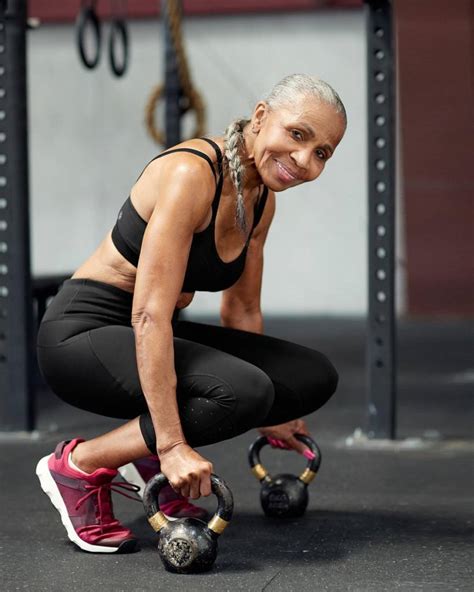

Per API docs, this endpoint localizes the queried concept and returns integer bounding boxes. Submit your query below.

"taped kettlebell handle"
[143,472,234,537]
[248,434,322,484]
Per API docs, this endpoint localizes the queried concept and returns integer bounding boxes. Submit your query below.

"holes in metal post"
[0,66,5,76]
[375,49,385,60]
[0,286,8,297]
[0,264,7,274]
[0,132,6,142]
[0,242,7,253]
[0,154,6,164]
[377,291,386,303]
[0,110,5,120]
[376,159,386,170]
[376,269,386,280]
[0,89,5,98]
[376,115,386,126]
[376,181,386,193]
[0,198,6,208]
[376,137,386,149]
[377,225,386,237]
[375,359,384,368]
[377,247,386,258]
[375,71,385,82]
[0,177,6,187]
[375,28,384,38]
[376,203,386,215]
[375,93,386,105]
[0,220,7,231]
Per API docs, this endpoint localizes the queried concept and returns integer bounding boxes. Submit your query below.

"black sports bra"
[111,138,268,293]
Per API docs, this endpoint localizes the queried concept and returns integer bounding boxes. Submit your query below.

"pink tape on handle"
[303,449,316,461]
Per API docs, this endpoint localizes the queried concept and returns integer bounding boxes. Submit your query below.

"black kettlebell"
[143,473,234,573]
[248,434,321,518]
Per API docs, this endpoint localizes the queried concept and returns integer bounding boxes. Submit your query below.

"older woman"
[36,74,347,554]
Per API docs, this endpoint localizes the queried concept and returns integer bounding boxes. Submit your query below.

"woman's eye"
[291,129,303,140]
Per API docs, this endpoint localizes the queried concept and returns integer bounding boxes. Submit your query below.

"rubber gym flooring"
[1,316,473,591]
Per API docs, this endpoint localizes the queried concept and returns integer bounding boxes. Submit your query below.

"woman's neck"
[239,124,262,194]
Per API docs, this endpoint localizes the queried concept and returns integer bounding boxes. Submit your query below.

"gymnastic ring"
[75,4,102,70]
[109,19,129,77]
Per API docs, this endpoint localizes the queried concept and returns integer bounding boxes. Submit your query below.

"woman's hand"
[258,419,313,456]
[158,442,214,499]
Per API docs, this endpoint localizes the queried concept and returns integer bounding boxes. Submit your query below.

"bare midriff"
[71,230,197,310]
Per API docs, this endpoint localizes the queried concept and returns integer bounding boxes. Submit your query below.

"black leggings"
[37,279,339,454]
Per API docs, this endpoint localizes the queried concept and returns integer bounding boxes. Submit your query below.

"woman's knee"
[236,367,275,427]
[297,352,339,414]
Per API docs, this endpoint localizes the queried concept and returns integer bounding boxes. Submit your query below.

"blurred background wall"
[26,1,473,318]
[28,9,378,316]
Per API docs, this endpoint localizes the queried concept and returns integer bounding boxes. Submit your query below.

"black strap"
[199,137,223,177]
[199,138,225,220]
[135,147,218,184]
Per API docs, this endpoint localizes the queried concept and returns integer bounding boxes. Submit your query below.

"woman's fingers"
[268,436,291,449]
[188,474,201,500]
[286,434,312,456]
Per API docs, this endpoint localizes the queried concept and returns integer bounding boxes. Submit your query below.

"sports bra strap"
[135,147,218,184]
[158,148,217,181]
[199,137,223,177]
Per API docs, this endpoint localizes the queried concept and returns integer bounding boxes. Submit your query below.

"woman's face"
[250,96,346,191]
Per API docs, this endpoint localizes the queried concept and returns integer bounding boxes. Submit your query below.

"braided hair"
[223,117,251,236]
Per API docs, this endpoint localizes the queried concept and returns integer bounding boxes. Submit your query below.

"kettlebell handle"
[248,434,322,485]
[143,472,234,537]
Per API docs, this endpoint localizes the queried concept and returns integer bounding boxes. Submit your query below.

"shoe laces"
[76,481,141,540]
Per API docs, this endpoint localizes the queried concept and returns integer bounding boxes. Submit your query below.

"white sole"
[36,454,128,553]
[117,463,178,521]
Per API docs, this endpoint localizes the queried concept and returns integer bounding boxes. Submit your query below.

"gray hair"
[223,74,346,235]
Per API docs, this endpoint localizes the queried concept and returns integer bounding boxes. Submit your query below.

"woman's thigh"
[173,320,339,425]
[37,321,275,446]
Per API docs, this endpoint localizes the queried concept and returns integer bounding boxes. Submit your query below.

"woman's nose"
[290,150,310,171]
[291,149,317,177]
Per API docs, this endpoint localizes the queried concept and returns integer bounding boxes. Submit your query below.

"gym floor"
[2,316,473,592]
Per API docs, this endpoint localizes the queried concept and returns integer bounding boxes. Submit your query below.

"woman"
[36,74,347,554]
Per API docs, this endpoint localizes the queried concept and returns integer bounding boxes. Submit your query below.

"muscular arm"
[220,190,276,333]
[131,155,214,453]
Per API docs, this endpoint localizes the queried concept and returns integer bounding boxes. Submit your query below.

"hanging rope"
[145,0,206,145]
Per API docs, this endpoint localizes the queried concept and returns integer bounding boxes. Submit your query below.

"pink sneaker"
[36,438,140,553]
[118,456,210,521]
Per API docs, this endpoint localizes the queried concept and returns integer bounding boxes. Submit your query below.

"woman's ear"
[252,101,269,132]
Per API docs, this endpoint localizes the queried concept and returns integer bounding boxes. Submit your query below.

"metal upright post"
[365,0,397,439]
[0,0,34,432]
[162,0,182,148]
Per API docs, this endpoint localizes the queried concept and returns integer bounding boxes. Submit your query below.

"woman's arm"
[131,154,214,454]
[220,190,276,333]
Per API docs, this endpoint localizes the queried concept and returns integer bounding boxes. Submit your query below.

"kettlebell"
[143,473,234,573]
[248,434,321,518]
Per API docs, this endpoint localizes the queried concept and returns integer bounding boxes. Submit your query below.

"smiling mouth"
[274,159,302,182]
